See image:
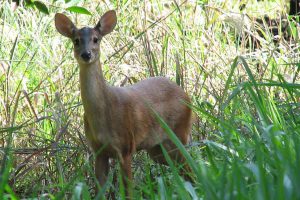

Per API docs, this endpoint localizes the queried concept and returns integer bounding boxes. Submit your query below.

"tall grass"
[0,0,299,199]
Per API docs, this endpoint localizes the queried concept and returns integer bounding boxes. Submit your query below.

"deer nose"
[81,51,91,61]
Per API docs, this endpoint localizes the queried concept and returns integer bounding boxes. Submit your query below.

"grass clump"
[0,0,299,199]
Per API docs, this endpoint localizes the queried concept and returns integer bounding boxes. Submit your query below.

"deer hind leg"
[148,105,193,179]
[147,111,192,166]
[171,107,194,182]
[148,140,193,182]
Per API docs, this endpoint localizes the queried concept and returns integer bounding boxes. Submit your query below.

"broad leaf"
[66,6,91,15]
[34,1,49,14]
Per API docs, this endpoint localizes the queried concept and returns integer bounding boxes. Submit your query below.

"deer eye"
[93,37,98,43]
[74,38,80,46]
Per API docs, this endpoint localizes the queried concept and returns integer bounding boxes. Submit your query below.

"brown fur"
[55,10,192,198]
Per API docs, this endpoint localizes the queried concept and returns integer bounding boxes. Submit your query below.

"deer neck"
[79,59,113,115]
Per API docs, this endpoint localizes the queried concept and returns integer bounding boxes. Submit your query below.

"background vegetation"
[1,0,299,199]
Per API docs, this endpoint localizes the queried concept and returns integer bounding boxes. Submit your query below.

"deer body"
[55,10,192,198]
[81,60,190,153]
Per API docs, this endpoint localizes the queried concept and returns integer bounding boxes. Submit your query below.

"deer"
[54,10,192,198]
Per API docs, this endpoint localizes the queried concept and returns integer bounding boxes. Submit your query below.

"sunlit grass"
[0,0,299,199]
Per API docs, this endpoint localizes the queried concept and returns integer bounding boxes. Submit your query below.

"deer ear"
[55,13,77,38]
[95,10,117,36]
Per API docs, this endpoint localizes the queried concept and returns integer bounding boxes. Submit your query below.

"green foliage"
[1,0,300,199]
[33,1,49,15]
[13,0,91,15]
[66,6,91,15]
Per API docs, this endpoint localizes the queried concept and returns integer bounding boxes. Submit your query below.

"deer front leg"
[120,153,133,199]
[84,115,109,195]
[95,154,109,189]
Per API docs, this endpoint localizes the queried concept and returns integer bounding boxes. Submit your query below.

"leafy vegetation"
[1,0,299,199]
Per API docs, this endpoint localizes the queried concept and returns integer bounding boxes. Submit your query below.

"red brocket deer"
[55,10,192,198]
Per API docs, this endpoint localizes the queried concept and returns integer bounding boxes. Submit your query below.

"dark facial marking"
[78,27,93,48]
[74,38,79,46]
[75,28,100,47]
[93,37,98,43]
